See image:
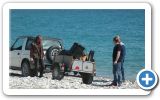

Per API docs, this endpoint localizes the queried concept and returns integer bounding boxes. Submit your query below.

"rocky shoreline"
[9,69,139,89]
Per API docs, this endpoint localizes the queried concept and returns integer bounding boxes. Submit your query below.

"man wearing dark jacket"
[115,36,126,82]
[30,35,44,77]
[111,36,123,86]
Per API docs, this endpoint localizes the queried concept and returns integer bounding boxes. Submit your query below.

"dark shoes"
[110,82,122,87]
[110,82,117,86]
[38,74,43,78]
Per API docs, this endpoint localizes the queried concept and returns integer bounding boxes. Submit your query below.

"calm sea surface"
[10,9,145,80]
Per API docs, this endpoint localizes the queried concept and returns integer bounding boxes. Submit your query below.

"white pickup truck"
[10,36,96,84]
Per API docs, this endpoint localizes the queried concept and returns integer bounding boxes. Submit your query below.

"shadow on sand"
[9,73,23,77]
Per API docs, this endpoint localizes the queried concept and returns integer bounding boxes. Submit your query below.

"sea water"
[10,9,145,80]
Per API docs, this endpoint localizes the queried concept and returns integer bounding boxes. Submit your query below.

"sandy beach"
[9,69,139,89]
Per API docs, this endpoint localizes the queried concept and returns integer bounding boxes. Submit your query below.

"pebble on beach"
[9,69,140,89]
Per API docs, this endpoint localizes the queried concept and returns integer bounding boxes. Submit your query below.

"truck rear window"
[25,38,62,50]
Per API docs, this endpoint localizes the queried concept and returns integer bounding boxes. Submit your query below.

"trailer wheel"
[52,62,64,80]
[81,73,93,84]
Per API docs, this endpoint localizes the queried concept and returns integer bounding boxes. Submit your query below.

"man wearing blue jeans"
[111,36,123,86]
[117,35,126,82]
[120,42,126,82]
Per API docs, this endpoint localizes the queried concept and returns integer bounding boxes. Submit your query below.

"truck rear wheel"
[52,62,64,80]
[21,60,30,77]
[46,46,61,64]
[81,73,93,84]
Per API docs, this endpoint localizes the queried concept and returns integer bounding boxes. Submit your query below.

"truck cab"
[10,36,63,76]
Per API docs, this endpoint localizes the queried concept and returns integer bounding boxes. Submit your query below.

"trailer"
[52,51,96,84]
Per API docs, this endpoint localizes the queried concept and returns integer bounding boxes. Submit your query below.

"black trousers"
[34,58,44,76]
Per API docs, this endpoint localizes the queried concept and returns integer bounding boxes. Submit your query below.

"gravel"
[9,69,139,89]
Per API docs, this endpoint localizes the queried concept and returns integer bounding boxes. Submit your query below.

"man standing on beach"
[30,35,44,77]
[111,36,123,86]
[116,36,126,82]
